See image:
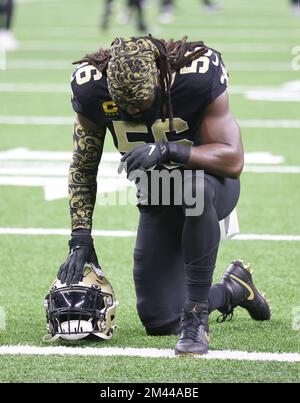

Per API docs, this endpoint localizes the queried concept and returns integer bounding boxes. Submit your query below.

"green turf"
[0,356,298,383]
[0,0,299,383]
[0,236,299,354]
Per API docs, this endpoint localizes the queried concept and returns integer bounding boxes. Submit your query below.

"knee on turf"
[145,319,180,336]
[135,299,180,336]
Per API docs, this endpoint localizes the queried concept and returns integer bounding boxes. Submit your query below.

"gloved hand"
[118,141,170,177]
[57,229,100,285]
[118,141,191,177]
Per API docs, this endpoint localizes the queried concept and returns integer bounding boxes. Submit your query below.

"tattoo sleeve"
[69,120,106,231]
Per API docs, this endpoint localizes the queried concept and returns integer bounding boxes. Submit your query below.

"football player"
[0,0,17,50]
[159,0,174,24]
[58,36,271,355]
[158,1,219,24]
[202,0,219,13]
[291,0,300,16]
[101,0,147,32]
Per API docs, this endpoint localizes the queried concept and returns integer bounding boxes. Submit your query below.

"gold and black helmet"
[44,264,118,341]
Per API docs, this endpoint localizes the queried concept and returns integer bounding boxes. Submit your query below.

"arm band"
[168,142,191,166]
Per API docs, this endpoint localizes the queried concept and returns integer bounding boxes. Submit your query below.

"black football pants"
[133,172,240,335]
[0,0,13,30]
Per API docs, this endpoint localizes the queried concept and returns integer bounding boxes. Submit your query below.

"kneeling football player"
[52,36,270,355]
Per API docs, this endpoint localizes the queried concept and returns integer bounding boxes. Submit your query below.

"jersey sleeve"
[209,53,229,104]
[182,50,229,114]
[70,63,107,126]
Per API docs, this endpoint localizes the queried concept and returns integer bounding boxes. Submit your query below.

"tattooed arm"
[69,114,106,231]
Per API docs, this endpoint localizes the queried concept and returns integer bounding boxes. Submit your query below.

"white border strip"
[0,228,299,241]
[0,345,299,363]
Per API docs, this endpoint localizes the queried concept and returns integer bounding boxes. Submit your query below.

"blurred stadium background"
[0,0,299,383]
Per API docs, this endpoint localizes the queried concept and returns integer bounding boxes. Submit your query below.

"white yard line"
[0,228,299,241]
[14,27,300,39]
[2,166,298,176]
[4,60,294,71]
[18,41,105,51]
[0,166,298,179]
[239,120,300,129]
[1,116,300,129]
[0,116,73,125]
[0,345,299,363]
[228,62,293,72]
[213,43,295,53]
[234,234,300,241]
[243,166,300,174]
[17,41,294,53]
[7,60,72,70]
[0,149,120,161]
[0,83,70,93]
[0,83,294,94]
[168,28,300,40]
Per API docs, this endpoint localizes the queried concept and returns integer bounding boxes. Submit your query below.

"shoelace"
[180,311,207,340]
[216,311,234,324]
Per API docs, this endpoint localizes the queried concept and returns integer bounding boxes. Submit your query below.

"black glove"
[57,230,100,285]
[118,141,169,177]
[118,141,191,177]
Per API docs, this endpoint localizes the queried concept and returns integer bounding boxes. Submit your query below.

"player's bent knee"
[145,319,180,336]
[135,299,181,336]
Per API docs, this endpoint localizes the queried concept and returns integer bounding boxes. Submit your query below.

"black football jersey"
[71,49,228,155]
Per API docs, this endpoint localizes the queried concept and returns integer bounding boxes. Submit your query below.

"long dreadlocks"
[73,36,209,134]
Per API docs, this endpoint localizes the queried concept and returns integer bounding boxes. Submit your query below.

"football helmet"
[44,263,118,341]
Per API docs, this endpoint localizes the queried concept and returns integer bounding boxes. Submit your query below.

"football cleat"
[175,302,209,356]
[44,263,118,342]
[0,29,18,51]
[217,260,271,323]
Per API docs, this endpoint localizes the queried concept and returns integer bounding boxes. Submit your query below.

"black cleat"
[218,260,271,322]
[175,302,209,356]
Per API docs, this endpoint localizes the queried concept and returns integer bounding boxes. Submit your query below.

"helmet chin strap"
[43,334,60,342]
[95,324,117,340]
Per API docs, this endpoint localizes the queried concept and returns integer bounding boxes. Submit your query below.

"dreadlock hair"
[73,36,209,135]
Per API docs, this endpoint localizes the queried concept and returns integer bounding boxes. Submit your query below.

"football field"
[0,0,300,383]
